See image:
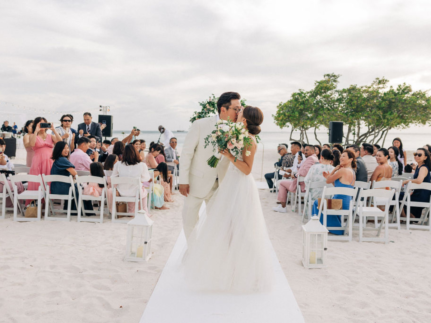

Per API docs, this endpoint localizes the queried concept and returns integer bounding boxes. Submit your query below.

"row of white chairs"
[0,170,155,224]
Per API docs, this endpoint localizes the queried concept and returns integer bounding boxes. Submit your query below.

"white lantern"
[302,216,328,269]
[124,210,153,262]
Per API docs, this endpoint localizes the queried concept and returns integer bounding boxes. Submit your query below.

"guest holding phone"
[69,137,93,171]
[26,117,62,205]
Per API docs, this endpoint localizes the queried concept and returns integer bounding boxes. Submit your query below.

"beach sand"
[1,148,430,322]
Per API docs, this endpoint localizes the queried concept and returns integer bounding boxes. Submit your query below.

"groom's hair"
[217,92,241,114]
[291,141,302,148]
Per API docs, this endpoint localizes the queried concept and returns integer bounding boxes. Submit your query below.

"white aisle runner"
[140,231,305,323]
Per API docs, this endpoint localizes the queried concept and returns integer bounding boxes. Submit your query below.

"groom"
[179,92,242,239]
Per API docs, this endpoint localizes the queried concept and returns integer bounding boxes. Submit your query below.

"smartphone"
[87,149,94,156]
[40,123,51,128]
[102,120,106,125]
[133,126,137,130]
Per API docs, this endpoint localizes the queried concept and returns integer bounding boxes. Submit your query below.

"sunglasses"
[62,119,72,122]
[414,153,423,157]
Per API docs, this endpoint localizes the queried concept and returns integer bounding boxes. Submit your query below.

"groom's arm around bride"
[179,92,242,239]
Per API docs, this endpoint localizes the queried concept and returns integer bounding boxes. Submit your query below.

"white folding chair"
[372,180,402,230]
[273,166,281,193]
[76,175,106,223]
[43,174,77,221]
[392,176,408,182]
[111,177,142,224]
[302,182,333,223]
[357,189,395,243]
[104,170,113,218]
[147,170,154,210]
[77,170,91,177]
[10,174,45,222]
[14,166,31,174]
[0,174,22,219]
[317,186,358,242]
[166,161,179,190]
[403,173,414,179]
[352,181,371,225]
[401,182,431,231]
[293,176,306,214]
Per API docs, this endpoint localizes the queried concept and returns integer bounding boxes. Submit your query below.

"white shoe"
[273,205,287,213]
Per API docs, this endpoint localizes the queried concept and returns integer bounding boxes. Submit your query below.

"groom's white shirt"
[179,115,230,199]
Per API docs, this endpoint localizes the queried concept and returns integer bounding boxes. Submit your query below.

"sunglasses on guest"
[414,153,423,157]
[62,119,72,122]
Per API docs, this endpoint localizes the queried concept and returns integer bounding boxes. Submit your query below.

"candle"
[137,245,144,258]
[309,251,316,264]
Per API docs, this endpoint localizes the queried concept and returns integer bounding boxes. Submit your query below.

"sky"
[1,0,431,132]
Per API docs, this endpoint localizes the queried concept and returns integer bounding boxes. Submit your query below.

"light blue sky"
[1,0,430,132]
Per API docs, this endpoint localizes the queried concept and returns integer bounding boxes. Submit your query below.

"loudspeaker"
[98,115,113,138]
[329,121,343,143]
[4,138,17,158]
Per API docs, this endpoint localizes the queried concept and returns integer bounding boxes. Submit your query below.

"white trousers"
[182,181,218,240]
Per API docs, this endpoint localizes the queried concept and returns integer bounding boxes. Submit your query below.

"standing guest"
[158,125,175,147]
[113,141,125,161]
[370,148,393,182]
[361,143,378,181]
[55,114,75,152]
[12,122,18,134]
[314,145,322,160]
[67,115,77,145]
[156,162,174,203]
[346,145,368,182]
[0,139,14,170]
[109,145,152,216]
[27,118,62,203]
[77,112,102,142]
[1,121,13,132]
[323,143,331,150]
[87,136,99,162]
[22,120,34,167]
[264,144,293,189]
[389,146,403,176]
[0,139,24,207]
[332,144,344,153]
[98,140,111,163]
[392,137,407,168]
[165,137,180,174]
[311,151,356,235]
[107,137,119,155]
[144,142,162,169]
[332,149,341,167]
[373,144,381,157]
[274,145,318,213]
[399,148,431,219]
[69,137,93,171]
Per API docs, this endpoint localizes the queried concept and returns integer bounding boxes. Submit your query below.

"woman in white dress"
[182,106,274,293]
[304,149,335,202]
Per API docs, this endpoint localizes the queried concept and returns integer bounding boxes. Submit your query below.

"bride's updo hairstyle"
[243,106,263,135]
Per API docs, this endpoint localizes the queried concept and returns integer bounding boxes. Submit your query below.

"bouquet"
[204,120,253,168]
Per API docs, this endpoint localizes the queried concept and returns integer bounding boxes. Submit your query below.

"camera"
[40,123,51,128]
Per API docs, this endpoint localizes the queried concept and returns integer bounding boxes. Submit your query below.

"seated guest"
[332,150,341,167]
[144,142,162,169]
[373,144,381,157]
[156,145,166,164]
[361,143,378,181]
[274,144,318,213]
[113,141,125,161]
[370,148,392,182]
[311,151,356,235]
[108,145,151,216]
[140,140,146,158]
[87,136,99,162]
[404,164,413,174]
[0,139,14,171]
[156,162,173,203]
[1,121,13,132]
[281,142,302,180]
[96,141,102,153]
[121,128,140,145]
[332,144,344,153]
[165,137,180,174]
[98,140,111,163]
[83,162,105,197]
[132,140,143,161]
[69,137,93,171]
[346,145,368,182]
[23,120,34,167]
[314,145,322,160]
[264,144,294,190]
[399,148,431,219]
[388,146,403,177]
[103,154,118,188]
[50,141,92,212]
[107,137,119,155]
[323,143,331,150]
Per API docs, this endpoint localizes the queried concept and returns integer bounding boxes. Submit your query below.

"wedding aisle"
[140,230,304,323]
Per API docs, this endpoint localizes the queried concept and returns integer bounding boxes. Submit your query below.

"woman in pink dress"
[26,117,62,205]
[22,120,34,167]
[144,142,162,169]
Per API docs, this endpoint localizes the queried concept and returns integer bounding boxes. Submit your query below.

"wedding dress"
[181,147,274,293]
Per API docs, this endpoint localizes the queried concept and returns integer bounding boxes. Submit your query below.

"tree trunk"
[314,128,321,145]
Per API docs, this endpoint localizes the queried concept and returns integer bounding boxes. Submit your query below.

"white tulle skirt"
[181,163,274,293]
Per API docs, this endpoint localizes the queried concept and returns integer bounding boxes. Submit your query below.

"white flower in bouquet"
[219,124,230,132]
[239,134,245,140]
[231,138,237,144]
[212,134,217,140]
[246,150,251,157]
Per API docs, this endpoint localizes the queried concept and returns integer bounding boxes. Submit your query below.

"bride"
[182,106,274,293]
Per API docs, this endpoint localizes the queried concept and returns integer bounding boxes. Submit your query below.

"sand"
[1,148,431,322]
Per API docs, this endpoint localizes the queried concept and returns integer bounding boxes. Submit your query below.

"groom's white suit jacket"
[179,115,230,199]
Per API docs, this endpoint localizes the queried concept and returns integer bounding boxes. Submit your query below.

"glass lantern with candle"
[302,216,328,269]
[124,210,153,262]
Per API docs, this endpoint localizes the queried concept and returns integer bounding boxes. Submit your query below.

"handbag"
[318,198,343,210]
[115,190,127,213]
[25,201,38,218]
